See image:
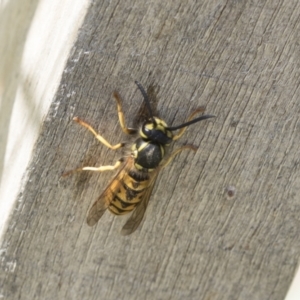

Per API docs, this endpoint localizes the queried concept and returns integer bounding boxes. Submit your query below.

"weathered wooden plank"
[1,0,300,299]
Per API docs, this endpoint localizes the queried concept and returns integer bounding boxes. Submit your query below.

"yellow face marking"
[155,124,166,132]
[139,130,147,139]
[154,117,168,128]
[146,123,154,130]
[139,117,170,139]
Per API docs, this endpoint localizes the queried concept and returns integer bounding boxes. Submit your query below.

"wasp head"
[140,117,173,145]
[135,80,215,145]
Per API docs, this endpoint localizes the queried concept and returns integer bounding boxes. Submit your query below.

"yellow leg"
[73,117,124,150]
[172,107,205,141]
[160,145,197,169]
[63,159,123,177]
[73,91,136,149]
[82,159,123,172]
[113,91,137,135]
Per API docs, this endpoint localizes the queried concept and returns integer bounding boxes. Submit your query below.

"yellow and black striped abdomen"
[108,169,151,215]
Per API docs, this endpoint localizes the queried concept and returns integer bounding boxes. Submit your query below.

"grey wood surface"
[1,0,300,299]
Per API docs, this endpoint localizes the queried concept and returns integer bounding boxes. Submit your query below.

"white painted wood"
[0,0,89,238]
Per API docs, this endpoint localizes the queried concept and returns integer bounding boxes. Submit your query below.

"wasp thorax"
[132,138,165,170]
[140,117,173,145]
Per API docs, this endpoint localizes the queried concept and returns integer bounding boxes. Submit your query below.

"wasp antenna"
[135,81,154,121]
[167,115,215,131]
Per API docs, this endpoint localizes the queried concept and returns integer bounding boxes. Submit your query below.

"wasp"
[64,81,215,235]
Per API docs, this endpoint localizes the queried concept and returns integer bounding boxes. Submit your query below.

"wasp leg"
[161,145,197,169]
[73,117,124,150]
[113,91,137,135]
[82,159,123,172]
[63,158,123,177]
[172,107,205,141]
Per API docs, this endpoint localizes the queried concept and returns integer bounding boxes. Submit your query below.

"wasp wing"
[86,158,133,226]
[121,171,159,235]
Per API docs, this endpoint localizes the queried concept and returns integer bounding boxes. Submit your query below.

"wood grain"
[1,0,300,299]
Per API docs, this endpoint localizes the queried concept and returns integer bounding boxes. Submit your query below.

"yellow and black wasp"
[64,81,214,235]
